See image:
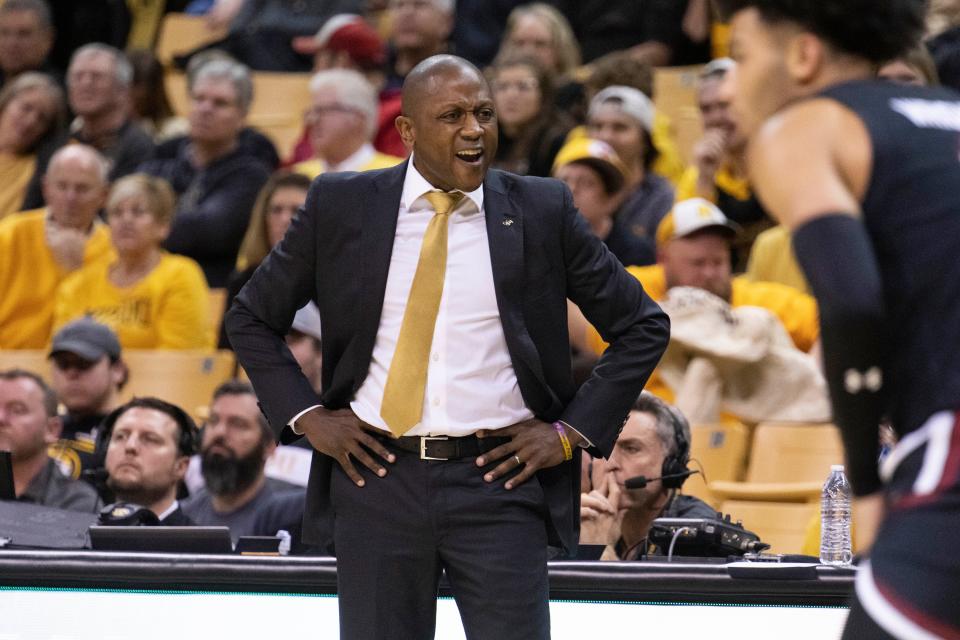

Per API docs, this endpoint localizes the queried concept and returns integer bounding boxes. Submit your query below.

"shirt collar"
[325,143,376,173]
[156,500,180,521]
[400,153,484,214]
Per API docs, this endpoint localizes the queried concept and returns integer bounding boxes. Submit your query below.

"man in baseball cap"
[571,198,819,410]
[292,14,386,73]
[573,198,819,365]
[47,318,127,485]
[288,14,407,162]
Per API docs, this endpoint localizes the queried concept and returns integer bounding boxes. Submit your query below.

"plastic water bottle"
[820,464,853,565]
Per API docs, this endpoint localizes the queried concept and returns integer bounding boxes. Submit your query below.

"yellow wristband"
[554,421,573,461]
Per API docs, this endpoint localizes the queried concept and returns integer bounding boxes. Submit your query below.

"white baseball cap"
[656,198,740,245]
[589,85,655,133]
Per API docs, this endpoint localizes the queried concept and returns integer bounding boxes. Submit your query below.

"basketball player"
[717,1,960,638]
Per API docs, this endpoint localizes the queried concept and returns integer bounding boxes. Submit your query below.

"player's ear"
[786,31,825,84]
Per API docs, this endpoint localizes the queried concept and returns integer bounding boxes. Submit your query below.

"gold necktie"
[381,190,465,436]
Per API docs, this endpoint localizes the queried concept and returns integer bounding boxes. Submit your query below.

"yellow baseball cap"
[552,137,628,194]
[655,198,740,246]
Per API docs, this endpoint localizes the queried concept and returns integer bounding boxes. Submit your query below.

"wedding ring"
[514,455,522,466]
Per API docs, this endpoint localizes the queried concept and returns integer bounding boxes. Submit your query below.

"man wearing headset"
[101,397,198,525]
[580,393,714,560]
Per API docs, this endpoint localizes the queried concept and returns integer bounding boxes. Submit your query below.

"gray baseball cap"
[49,318,122,362]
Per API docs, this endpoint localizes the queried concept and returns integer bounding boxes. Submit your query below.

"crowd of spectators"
[1,0,958,556]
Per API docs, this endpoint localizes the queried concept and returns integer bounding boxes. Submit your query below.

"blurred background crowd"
[0,0,955,557]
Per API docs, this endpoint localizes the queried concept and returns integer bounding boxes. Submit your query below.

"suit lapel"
[353,162,407,390]
[483,170,549,389]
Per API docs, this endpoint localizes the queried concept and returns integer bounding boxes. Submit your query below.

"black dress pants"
[330,444,551,640]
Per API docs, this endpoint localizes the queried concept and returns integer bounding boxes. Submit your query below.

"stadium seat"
[720,499,818,554]
[682,421,750,508]
[652,65,704,165]
[708,422,843,503]
[155,13,228,67]
[0,350,50,377]
[120,350,236,419]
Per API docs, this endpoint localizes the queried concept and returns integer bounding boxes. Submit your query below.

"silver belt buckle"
[420,435,449,460]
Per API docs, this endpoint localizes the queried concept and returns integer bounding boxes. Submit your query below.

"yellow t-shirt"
[293,150,404,179]
[585,264,820,403]
[53,252,214,349]
[0,210,113,349]
[745,224,810,294]
[0,153,36,221]
[676,163,752,203]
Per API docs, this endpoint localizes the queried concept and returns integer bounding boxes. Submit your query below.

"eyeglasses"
[492,79,540,94]
[305,104,360,121]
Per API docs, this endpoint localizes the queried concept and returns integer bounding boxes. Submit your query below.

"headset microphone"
[624,469,699,490]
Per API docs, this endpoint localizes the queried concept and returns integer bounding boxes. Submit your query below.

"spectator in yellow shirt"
[0,144,112,349]
[53,173,213,350]
[0,72,65,221]
[571,198,819,403]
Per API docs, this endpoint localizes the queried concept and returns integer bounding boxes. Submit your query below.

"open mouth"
[455,149,483,164]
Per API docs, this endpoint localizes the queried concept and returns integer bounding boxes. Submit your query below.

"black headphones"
[660,403,692,489]
[95,397,199,460]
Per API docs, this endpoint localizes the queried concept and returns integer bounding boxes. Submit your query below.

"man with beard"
[102,397,197,525]
[181,381,303,541]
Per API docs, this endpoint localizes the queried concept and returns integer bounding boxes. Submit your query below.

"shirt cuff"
[288,404,323,435]
[558,419,593,448]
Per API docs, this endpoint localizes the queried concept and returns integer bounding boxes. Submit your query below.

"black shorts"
[846,410,960,639]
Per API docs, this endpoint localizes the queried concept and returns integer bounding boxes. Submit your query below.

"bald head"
[43,144,110,229]
[395,54,497,193]
[401,54,486,116]
[48,144,110,181]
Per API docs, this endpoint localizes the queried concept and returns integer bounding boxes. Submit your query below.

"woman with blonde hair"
[500,3,582,78]
[219,170,313,348]
[0,72,65,220]
[53,173,213,349]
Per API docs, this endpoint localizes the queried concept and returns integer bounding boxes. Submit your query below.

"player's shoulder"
[754,96,857,153]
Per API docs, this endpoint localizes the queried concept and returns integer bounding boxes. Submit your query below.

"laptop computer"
[88,526,234,554]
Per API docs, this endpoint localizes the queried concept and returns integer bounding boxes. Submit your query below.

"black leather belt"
[375,433,510,461]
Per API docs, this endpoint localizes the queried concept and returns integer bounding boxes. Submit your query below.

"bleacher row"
[155,13,707,165]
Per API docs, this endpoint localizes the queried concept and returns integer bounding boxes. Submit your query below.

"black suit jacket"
[226,162,669,554]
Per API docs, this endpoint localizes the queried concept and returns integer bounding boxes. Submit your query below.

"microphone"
[624,469,699,489]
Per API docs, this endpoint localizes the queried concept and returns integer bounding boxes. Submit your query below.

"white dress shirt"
[345,158,534,436]
[323,143,377,173]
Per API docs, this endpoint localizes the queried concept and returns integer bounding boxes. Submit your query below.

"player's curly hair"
[715,0,927,64]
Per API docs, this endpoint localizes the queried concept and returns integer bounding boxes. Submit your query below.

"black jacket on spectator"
[140,137,272,287]
[47,0,131,73]
[552,0,686,63]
